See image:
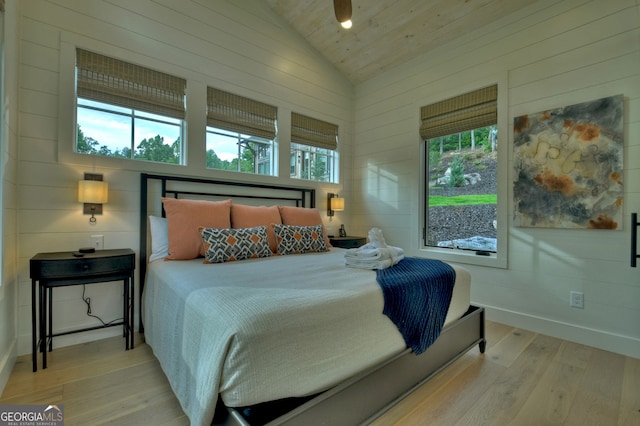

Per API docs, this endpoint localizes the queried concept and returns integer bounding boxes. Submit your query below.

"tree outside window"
[206,127,274,175]
[76,99,183,164]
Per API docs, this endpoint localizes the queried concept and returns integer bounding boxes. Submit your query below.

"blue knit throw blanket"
[375,257,456,354]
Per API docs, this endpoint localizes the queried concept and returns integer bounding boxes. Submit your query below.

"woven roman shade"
[76,48,186,119]
[420,85,497,140]
[291,112,338,150]
[207,87,277,140]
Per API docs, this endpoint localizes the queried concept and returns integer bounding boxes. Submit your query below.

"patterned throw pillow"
[273,224,329,255]
[199,226,272,263]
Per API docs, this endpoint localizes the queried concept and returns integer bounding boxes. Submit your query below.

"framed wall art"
[513,95,623,230]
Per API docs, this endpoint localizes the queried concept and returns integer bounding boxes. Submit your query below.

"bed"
[139,173,486,426]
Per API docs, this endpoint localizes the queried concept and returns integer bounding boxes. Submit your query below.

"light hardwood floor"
[1,321,638,425]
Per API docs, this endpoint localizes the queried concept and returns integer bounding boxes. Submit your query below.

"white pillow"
[149,215,169,262]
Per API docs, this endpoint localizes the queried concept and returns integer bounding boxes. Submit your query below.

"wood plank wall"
[352,0,640,357]
[14,0,353,356]
[0,0,21,393]
[6,0,640,380]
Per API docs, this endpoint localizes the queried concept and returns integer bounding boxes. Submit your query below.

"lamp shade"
[330,196,345,211]
[78,180,108,204]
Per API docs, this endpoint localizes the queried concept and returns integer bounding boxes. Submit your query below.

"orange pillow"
[231,204,282,253]
[277,205,332,248]
[162,197,231,260]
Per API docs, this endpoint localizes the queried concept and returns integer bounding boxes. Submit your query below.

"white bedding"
[143,249,470,426]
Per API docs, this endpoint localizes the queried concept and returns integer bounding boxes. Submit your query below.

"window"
[75,49,186,164]
[421,85,505,266]
[290,143,337,182]
[206,128,274,174]
[290,112,339,183]
[77,100,183,163]
[206,87,277,175]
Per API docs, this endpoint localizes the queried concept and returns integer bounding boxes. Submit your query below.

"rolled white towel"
[344,247,382,259]
[345,254,405,270]
[343,226,404,269]
[367,227,388,248]
[344,245,404,260]
[382,246,404,262]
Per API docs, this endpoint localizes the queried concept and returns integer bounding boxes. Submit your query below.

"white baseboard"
[483,304,640,359]
[0,339,17,397]
[17,327,123,358]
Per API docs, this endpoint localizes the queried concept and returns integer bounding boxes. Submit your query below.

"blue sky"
[77,99,239,161]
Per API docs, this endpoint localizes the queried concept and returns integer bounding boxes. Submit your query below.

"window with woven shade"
[420,85,497,140]
[290,113,339,183]
[421,84,500,259]
[205,87,277,175]
[75,48,186,164]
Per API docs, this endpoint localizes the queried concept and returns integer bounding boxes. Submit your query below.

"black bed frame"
[139,172,486,426]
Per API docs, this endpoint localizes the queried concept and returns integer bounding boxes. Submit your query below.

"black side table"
[329,236,367,249]
[30,249,135,372]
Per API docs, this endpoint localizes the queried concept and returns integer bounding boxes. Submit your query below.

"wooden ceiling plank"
[265,0,535,84]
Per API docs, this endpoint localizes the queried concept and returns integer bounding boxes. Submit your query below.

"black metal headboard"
[139,172,316,331]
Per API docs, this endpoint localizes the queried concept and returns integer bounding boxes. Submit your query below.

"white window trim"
[57,33,194,173]
[418,74,508,269]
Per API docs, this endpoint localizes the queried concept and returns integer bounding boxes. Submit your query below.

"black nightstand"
[329,236,367,249]
[30,249,135,372]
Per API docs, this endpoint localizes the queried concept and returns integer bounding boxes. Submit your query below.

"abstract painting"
[513,95,623,229]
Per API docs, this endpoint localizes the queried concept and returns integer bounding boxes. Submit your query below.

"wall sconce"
[78,173,108,223]
[327,193,345,218]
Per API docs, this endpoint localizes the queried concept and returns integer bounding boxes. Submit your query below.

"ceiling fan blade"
[333,0,352,22]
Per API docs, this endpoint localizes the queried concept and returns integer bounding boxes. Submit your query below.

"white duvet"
[143,249,470,426]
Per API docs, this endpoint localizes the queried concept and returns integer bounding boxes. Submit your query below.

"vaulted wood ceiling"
[265,0,533,84]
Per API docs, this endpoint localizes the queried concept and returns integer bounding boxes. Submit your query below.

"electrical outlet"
[91,235,104,251]
[570,291,584,309]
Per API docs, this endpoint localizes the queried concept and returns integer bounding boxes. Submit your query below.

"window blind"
[420,84,497,140]
[291,112,338,151]
[207,87,277,140]
[76,48,186,119]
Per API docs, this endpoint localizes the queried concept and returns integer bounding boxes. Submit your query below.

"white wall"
[15,0,353,356]
[353,0,640,357]
[0,0,21,393]
[9,0,640,376]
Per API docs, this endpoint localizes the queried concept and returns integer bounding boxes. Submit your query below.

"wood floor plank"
[371,309,508,424]
[618,356,640,426]
[62,361,167,408]
[2,343,153,399]
[554,338,592,370]
[65,385,182,425]
[369,351,482,425]
[392,355,506,425]
[483,327,537,368]
[484,320,513,349]
[509,340,589,425]
[565,347,626,425]
[0,384,64,406]
[1,324,633,425]
[454,334,562,425]
[109,394,190,426]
